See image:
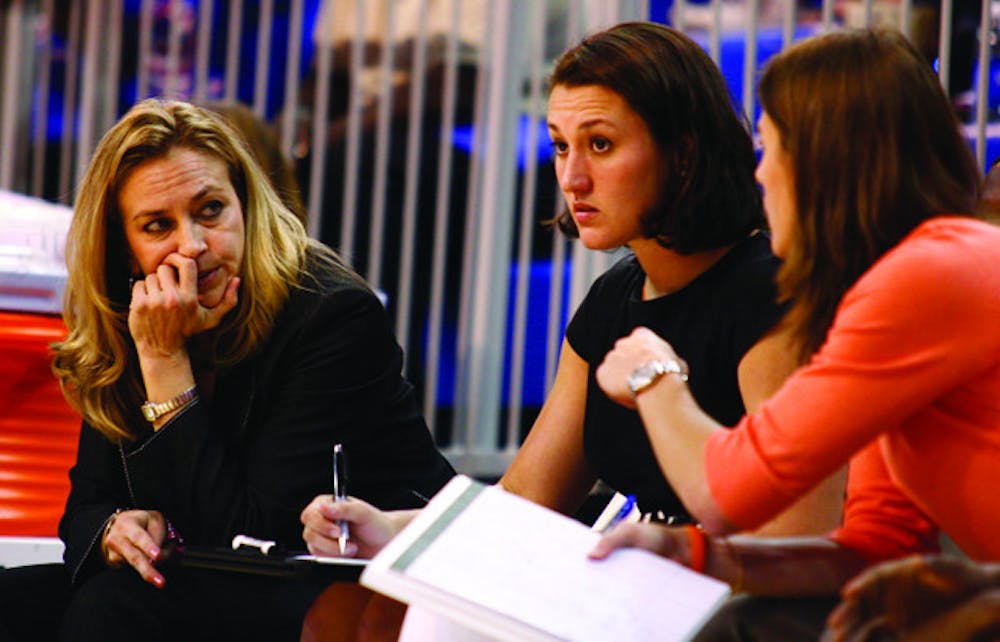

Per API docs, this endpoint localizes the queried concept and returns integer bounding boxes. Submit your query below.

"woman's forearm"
[632,379,732,533]
[707,535,868,596]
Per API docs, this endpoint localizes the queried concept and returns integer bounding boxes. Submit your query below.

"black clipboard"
[176,535,367,582]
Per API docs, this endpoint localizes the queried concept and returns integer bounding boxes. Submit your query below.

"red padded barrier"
[0,311,80,536]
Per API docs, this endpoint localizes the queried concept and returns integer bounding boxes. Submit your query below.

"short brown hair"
[549,22,764,254]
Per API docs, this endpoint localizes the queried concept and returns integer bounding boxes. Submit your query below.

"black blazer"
[60,255,455,586]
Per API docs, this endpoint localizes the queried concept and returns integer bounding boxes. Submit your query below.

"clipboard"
[177,534,368,582]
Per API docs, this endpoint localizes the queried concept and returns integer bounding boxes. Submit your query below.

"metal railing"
[0,0,992,477]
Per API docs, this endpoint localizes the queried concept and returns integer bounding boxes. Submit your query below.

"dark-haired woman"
[301,21,844,559]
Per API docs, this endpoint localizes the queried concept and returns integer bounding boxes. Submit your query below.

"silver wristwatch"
[141,386,198,422]
[627,359,689,396]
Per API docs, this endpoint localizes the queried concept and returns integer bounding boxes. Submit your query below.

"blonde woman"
[0,99,453,642]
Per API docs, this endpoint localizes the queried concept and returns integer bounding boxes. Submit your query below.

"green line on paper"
[391,481,485,572]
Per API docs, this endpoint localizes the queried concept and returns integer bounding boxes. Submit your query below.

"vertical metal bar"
[339,1,368,263]
[102,0,124,132]
[423,0,462,436]
[306,19,335,240]
[821,0,835,33]
[76,0,103,189]
[710,0,723,64]
[975,0,990,169]
[452,0,494,446]
[861,0,874,26]
[254,0,274,117]
[137,0,154,99]
[782,0,797,49]
[742,0,760,121]
[900,0,913,38]
[165,0,184,99]
[637,0,650,21]
[58,0,83,203]
[366,2,397,289]
[394,0,430,356]
[505,0,547,451]
[0,0,24,191]
[31,0,55,197]
[674,0,686,30]
[461,0,523,458]
[280,0,305,159]
[627,0,647,22]
[938,0,953,92]
[225,0,244,101]
[194,0,214,104]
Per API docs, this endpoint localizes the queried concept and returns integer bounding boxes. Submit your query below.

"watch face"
[628,361,663,394]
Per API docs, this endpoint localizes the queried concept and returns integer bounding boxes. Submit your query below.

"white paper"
[363,476,730,642]
[288,553,369,568]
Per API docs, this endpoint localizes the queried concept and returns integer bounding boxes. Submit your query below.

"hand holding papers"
[361,476,730,642]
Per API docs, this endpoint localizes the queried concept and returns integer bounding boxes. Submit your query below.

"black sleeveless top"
[565,233,785,519]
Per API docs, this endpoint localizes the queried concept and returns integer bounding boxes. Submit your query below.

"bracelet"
[684,524,707,573]
[722,537,745,593]
[100,508,123,565]
[140,385,198,423]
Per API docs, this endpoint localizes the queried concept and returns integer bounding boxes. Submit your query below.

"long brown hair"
[758,29,980,358]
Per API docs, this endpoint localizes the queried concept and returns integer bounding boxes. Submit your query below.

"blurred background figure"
[205,100,308,227]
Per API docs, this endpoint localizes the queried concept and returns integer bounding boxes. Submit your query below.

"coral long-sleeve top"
[706,217,1000,562]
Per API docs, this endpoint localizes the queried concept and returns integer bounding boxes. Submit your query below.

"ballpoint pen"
[604,494,637,533]
[333,443,349,555]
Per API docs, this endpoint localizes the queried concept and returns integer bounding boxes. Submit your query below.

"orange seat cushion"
[0,312,80,536]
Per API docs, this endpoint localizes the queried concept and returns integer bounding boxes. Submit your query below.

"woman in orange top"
[591,27,998,640]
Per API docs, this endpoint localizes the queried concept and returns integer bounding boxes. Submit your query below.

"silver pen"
[332,443,349,555]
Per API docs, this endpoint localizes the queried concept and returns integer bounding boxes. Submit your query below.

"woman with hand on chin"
[0,99,453,642]
[301,22,844,560]
[590,29,998,642]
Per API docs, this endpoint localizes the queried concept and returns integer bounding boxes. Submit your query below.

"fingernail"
[149,547,160,559]
[153,575,165,588]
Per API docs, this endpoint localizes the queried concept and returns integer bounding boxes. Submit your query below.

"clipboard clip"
[231,534,278,555]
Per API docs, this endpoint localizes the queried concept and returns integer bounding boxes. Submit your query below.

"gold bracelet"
[100,509,123,566]
[722,537,745,593]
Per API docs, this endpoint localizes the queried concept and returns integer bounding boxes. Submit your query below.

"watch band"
[627,359,689,397]
[141,385,198,422]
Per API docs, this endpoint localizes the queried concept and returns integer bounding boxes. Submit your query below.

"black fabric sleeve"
[59,422,131,586]
[123,283,449,551]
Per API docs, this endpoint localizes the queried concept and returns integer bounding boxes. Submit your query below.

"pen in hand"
[332,443,349,555]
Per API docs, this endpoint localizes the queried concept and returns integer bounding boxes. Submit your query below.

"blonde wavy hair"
[53,99,343,442]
